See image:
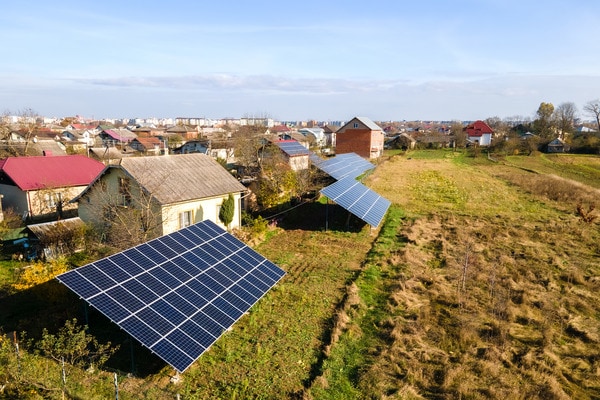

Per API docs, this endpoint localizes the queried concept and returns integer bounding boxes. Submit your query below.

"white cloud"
[73,74,405,94]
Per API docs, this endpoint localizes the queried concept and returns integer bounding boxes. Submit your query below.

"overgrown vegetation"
[313,149,600,398]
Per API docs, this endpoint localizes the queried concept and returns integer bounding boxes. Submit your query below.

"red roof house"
[0,155,105,220]
[464,120,494,146]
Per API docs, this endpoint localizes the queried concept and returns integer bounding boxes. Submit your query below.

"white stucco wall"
[161,192,242,235]
[288,155,309,171]
[0,183,84,218]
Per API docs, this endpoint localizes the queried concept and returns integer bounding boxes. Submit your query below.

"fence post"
[114,372,119,400]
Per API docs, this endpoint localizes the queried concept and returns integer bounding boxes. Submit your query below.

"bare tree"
[0,111,15,157]
[457,240,473,310]
[81,163,177,250]
[16,108,40,156]
[31,186,79,220]
[554,102,578,138]
[583,100,600,132]
[485,116,511,139]
[232,124,267,177]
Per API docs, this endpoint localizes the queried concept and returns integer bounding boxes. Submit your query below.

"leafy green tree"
[165,133,184,148]
[37,318,118,368]
[255,148,297,209]
[219,193,235,229]
[450,122,466,149]
[533,102,555,139]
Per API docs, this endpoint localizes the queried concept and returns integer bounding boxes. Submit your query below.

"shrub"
[37,318,118,368]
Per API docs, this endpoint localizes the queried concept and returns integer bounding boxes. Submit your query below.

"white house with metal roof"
[75,153,247,237]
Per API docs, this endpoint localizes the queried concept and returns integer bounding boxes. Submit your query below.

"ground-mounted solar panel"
[56,220,285,373]
[274,140,310,156]
[309,152,325,166]
[320,176,391,228]
[315,152,374,180]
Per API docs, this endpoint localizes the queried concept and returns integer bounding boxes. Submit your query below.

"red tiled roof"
[71,123,96,130]
[134,137,163,146]
[0,155,105,191]
[271,125,291,133]
[464,120,493,137]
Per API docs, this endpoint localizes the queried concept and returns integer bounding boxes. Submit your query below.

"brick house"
[129,137,165,155]
[335,117,384,159]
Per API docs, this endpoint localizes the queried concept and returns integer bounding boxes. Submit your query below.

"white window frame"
[179,210,193,228]
[45,192,56,208]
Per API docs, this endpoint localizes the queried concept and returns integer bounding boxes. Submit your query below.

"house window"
[119,177,131,206]
[353,122,359,128]
[179,210,192,228]
[45,193,56,208]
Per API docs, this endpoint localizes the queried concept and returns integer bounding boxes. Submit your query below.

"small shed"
[547,138,570,153]
[22,217,85,260]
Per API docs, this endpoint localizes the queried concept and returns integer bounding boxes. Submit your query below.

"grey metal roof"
[25,217,84,241]
[341,117,382,132]
[118,153,246,205]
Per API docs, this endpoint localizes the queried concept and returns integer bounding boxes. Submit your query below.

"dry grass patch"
[342,152,600,399]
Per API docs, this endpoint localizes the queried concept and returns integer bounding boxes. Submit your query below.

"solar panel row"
[320,176,391,228]
[314,152,375,180]
[57,220,285,373]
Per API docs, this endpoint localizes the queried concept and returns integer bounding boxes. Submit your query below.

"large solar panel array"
[56,220,285,373]
[321,176,391,228]
[274,140,310,156]
[313,152,375,180]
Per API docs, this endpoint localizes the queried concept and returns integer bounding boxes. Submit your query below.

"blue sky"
[1,0,600,122]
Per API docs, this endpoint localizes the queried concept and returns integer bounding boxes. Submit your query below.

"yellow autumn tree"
[12,258,68,291]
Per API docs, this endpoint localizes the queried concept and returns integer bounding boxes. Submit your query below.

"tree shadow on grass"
[273,202,367,233]
[0,280,166,377]
[0,280,77,338]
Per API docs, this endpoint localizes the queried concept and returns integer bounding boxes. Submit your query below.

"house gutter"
[26,190,33,219]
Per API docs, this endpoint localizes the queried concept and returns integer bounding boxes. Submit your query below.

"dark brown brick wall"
[335,129,373,158]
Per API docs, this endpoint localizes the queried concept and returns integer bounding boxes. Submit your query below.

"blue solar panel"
[321,176,391,228]
[314,152,374,180]
[56,220,285,373]
[309,152,324,166]
[274,140,310,156]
